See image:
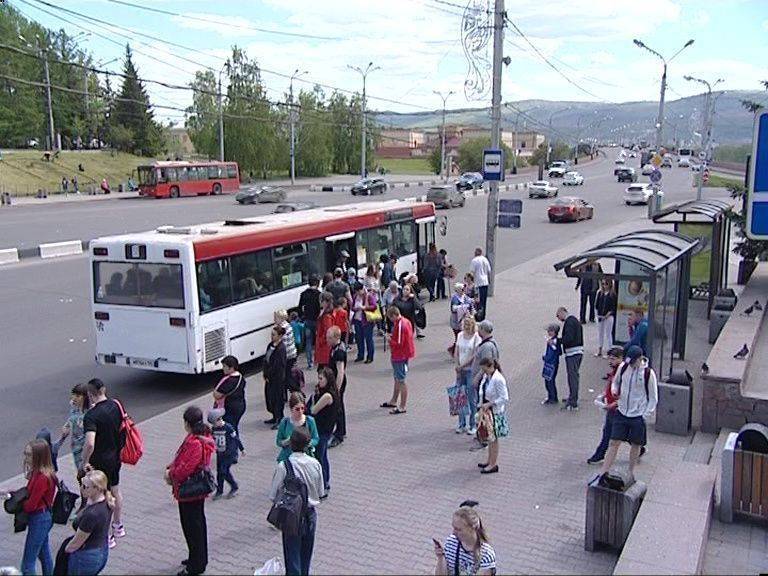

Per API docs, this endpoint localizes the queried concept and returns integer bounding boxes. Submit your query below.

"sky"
[11,0,768,125]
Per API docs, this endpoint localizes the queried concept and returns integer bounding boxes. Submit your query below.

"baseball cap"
[207,408,225,424]
[626,345,643,361]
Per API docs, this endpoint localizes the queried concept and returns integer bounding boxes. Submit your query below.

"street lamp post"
[684,75,724,200]
[20,34,56,151]
[289,69,308,185]
[433,90,454,181]
[348,62,381,178]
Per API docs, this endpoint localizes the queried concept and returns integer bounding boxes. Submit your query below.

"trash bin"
[714,289,737,311]
[720,423,768,523]
[585,474,646,552]
[655,370,693,436]
[709,303,732,343]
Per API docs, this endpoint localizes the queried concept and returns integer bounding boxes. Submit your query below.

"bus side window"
[307,240,326,280]
[391,222,415,257]
[196,258,232,311]
[231,250,274,302]
[273,243,308,289]
[208,166,218,179]
[367,226,392,265]
[178,167,188,182]
[158,168,167,183]
[227,165,237,179]
[166,167,177,182]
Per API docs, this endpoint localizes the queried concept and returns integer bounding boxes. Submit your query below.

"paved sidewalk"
[0,213,698,574]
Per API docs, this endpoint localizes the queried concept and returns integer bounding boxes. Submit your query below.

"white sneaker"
[455,425,465,434]
[108,535,116,549]
[467,427,477,436]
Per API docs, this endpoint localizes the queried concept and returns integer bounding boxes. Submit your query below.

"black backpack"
[266,459,309,536]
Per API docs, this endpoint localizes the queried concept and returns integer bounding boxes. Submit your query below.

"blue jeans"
[304,320,316,368]
[457,369,477,429]
[544,362,559,402]
[316,432,332,489]
[68,546,109,575]
[353,320,374,361]
[591,409,616,460]
[21,509,53,575]
[216,455,238,494]
[282,507,317,576]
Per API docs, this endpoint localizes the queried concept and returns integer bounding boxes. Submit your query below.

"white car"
[678,156,691,168]
[615,156,626,164]
[563,171,584,186]
[548,161,568,178]
[641,164,656,175]
[528,180,559,198]
[624,183,664,205]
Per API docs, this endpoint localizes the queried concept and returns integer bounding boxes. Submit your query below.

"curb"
[0,248,19,265]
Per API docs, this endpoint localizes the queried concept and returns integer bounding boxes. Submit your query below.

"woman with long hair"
[454,315,481,435]
[65,470,114,575]
[476,358,509,475]
[275,392,319,463]
[433,503,496,575]
[308,368,339,495]
[165,406,216,576]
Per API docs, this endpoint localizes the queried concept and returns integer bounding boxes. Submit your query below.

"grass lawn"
[704,173,742,189]
[0,149,154,196]
[376,157,434,175]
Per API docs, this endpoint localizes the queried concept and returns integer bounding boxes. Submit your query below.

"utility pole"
[685,75,723,200]
[42,52,55,151]
[218,63,227,162]
[433,90,454,180]
[289,69,307,185]
[348,62,380,179]
[485,0,505,297]
[83,67,89,144]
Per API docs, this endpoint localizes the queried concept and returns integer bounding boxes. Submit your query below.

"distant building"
[377,129,426,158]
[167,127,195,157]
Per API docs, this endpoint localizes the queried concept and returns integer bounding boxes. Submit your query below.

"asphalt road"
[0,154,722,478]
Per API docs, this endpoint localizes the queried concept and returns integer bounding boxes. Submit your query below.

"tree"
[456,137,512,172]
[527,140,570,166]
[428,144,442,175]
[328,91,354,174]
[294,87,332,177]
[741,81,768,113]
[185,70,219,159]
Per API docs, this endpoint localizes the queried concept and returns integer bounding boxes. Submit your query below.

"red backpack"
[113,399,143,465]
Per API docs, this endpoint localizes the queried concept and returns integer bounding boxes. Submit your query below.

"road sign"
[651,154,662,167]
[497,214,521,229]
[498,199,522,214]
[482,148,505,181]
[747,110,768,240]
[649,169,662,184]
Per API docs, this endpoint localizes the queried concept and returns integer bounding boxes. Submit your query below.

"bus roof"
[139,160,236,168]
[91,200,435,262]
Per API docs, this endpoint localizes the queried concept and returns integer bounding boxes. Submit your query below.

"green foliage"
[428,143,442,175]
[295,87,332,177]
[108,124,133,152]
[527,141,571,166]
[185,70,219,159]
[456,137,512,172]
[741,80,768,113]
[726,183,768,260]
[714,144,751,164]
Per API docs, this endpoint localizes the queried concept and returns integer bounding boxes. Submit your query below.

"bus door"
[324,232,356,275]
[416,216,436,274]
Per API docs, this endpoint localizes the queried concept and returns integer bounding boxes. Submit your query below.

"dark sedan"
[351,177,387,196]
[273,201,317,213]
[455,172,484,192]
[235,185,287,204]
[616,167,638,183]
[547,197,594,223]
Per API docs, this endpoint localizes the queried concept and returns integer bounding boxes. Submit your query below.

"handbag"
[365,308,383,323]
[476,409,496,444]
[213,374,244,410]
[52,479,79,525]
[542,361,556,381]
[446,382,468,416]
[177,439,216,499]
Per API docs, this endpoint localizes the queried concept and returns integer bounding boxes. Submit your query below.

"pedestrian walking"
[464,272,480,312]
[81,379,125,548]
[307,368,339,496]
[64,470,113,575]
[326,326,348,448]
[275,309,298,380]
[424,243,442,302]
[476,358,509,474]
[207,409,244,500]
[57,383,91,475]
[99,178,110,195]
[623,307,649,357]
[164,406,215,576]
[587,346,624,464]
[275,392,319,463]
[454,316,481,435]
[269,429,325,576]
[325,268,349,303]
[433,503,496,576]
[264,326,289,429]
[437,249,449,300]
[381,306,415,414]
[333,297,351,347]
[351,282,378,364]
[596,346,658,481]
[61,177,69,194]
[448,282,474,356]
[595,279,617,357]
[470,248,491,320]
[314,292,337,368]
[71,176,79,194]
[576,260,601,324]
[212,355,246,437]
[557,307,583,411]
[289,312,304,354]
[5,440,57,575]
[299,275,322,369]
[380,254,398,288]
[541,324,562,405]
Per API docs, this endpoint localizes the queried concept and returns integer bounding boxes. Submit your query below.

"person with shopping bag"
[476,358,509,475]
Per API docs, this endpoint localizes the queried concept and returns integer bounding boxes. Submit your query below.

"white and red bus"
[137,161,240,198]
[90,200,437,374]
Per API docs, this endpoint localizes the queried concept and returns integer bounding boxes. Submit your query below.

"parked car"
[427,185,465,209]
[641,164,656,175]
[563,171,584,186]
[624,183,664,205]
[273,201,317,213]
[235,185,287,204]
[528,180,558,198]
[547,197,594,223]
[351,177,387,196]
[615,156,626,165]
[678,156,691,168]
[455,172,484,191]
[616,167,638,182]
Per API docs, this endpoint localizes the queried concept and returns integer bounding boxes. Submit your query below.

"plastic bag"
[254,557,284,576]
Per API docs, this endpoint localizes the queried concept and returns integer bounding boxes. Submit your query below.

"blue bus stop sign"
[482,149,505,181]
[747,110,768,240]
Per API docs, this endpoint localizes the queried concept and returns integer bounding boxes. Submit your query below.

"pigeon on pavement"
[733,344,749,360]
[755,300,764,311]
[742,304,755,316]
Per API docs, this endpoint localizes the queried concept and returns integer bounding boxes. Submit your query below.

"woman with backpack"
[164,406,216,576]
[64,470,113,575]
[476,357,509,475]
[212,356,246,437]
[308,368,338,496]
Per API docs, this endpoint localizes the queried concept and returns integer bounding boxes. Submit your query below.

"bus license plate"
[129,358,154,367]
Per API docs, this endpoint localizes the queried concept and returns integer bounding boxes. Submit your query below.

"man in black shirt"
[299,275,322,369]
[327,326,348,449]
[82,378,125,547]
[326,268,350,303]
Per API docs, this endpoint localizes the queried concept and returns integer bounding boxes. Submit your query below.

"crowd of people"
[2,247,664,576]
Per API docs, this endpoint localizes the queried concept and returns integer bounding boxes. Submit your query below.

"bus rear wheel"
[170,186,180,198]
[212,183,222,195]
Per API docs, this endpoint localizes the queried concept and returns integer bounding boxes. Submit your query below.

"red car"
[548,197,594,223]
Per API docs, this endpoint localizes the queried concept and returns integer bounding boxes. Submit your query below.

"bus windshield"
[93,261,184,309]
[137,166,157,186]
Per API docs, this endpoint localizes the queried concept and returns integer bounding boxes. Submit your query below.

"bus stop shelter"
[652,199,733,317]
[553,230,700,377]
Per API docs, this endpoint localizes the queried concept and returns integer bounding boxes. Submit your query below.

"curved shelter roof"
[652,199,734,223]
[553,229,700,275]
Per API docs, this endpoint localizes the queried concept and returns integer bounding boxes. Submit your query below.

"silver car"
[235,186,287,204]
[426,185,465,209]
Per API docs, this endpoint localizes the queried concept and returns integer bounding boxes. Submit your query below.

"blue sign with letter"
[497,214,521,229]
[747,110,768,240]
[482,148,505,181]
[498,199,522,214]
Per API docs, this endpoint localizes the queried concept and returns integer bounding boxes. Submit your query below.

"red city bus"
[137,161,240,198]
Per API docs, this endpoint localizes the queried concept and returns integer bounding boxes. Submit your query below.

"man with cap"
[597,345,658,480]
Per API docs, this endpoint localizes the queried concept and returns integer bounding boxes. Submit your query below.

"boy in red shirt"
[587,346,623,464]
[381,306,415,414]
[333,297,350,346]
[315,292,337,368]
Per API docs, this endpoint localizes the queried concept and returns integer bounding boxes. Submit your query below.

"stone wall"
[702,379,768,432]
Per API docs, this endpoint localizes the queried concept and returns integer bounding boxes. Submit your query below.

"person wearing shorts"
[597,345,658,482]
[381,306,415,414]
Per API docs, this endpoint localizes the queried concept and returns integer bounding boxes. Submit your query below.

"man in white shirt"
[470,247,491,319]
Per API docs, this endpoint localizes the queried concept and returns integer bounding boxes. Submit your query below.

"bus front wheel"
[212,183,222,195]
[170,186,180,198]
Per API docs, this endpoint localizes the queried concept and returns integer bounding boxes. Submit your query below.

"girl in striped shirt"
[434,504,497,575]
